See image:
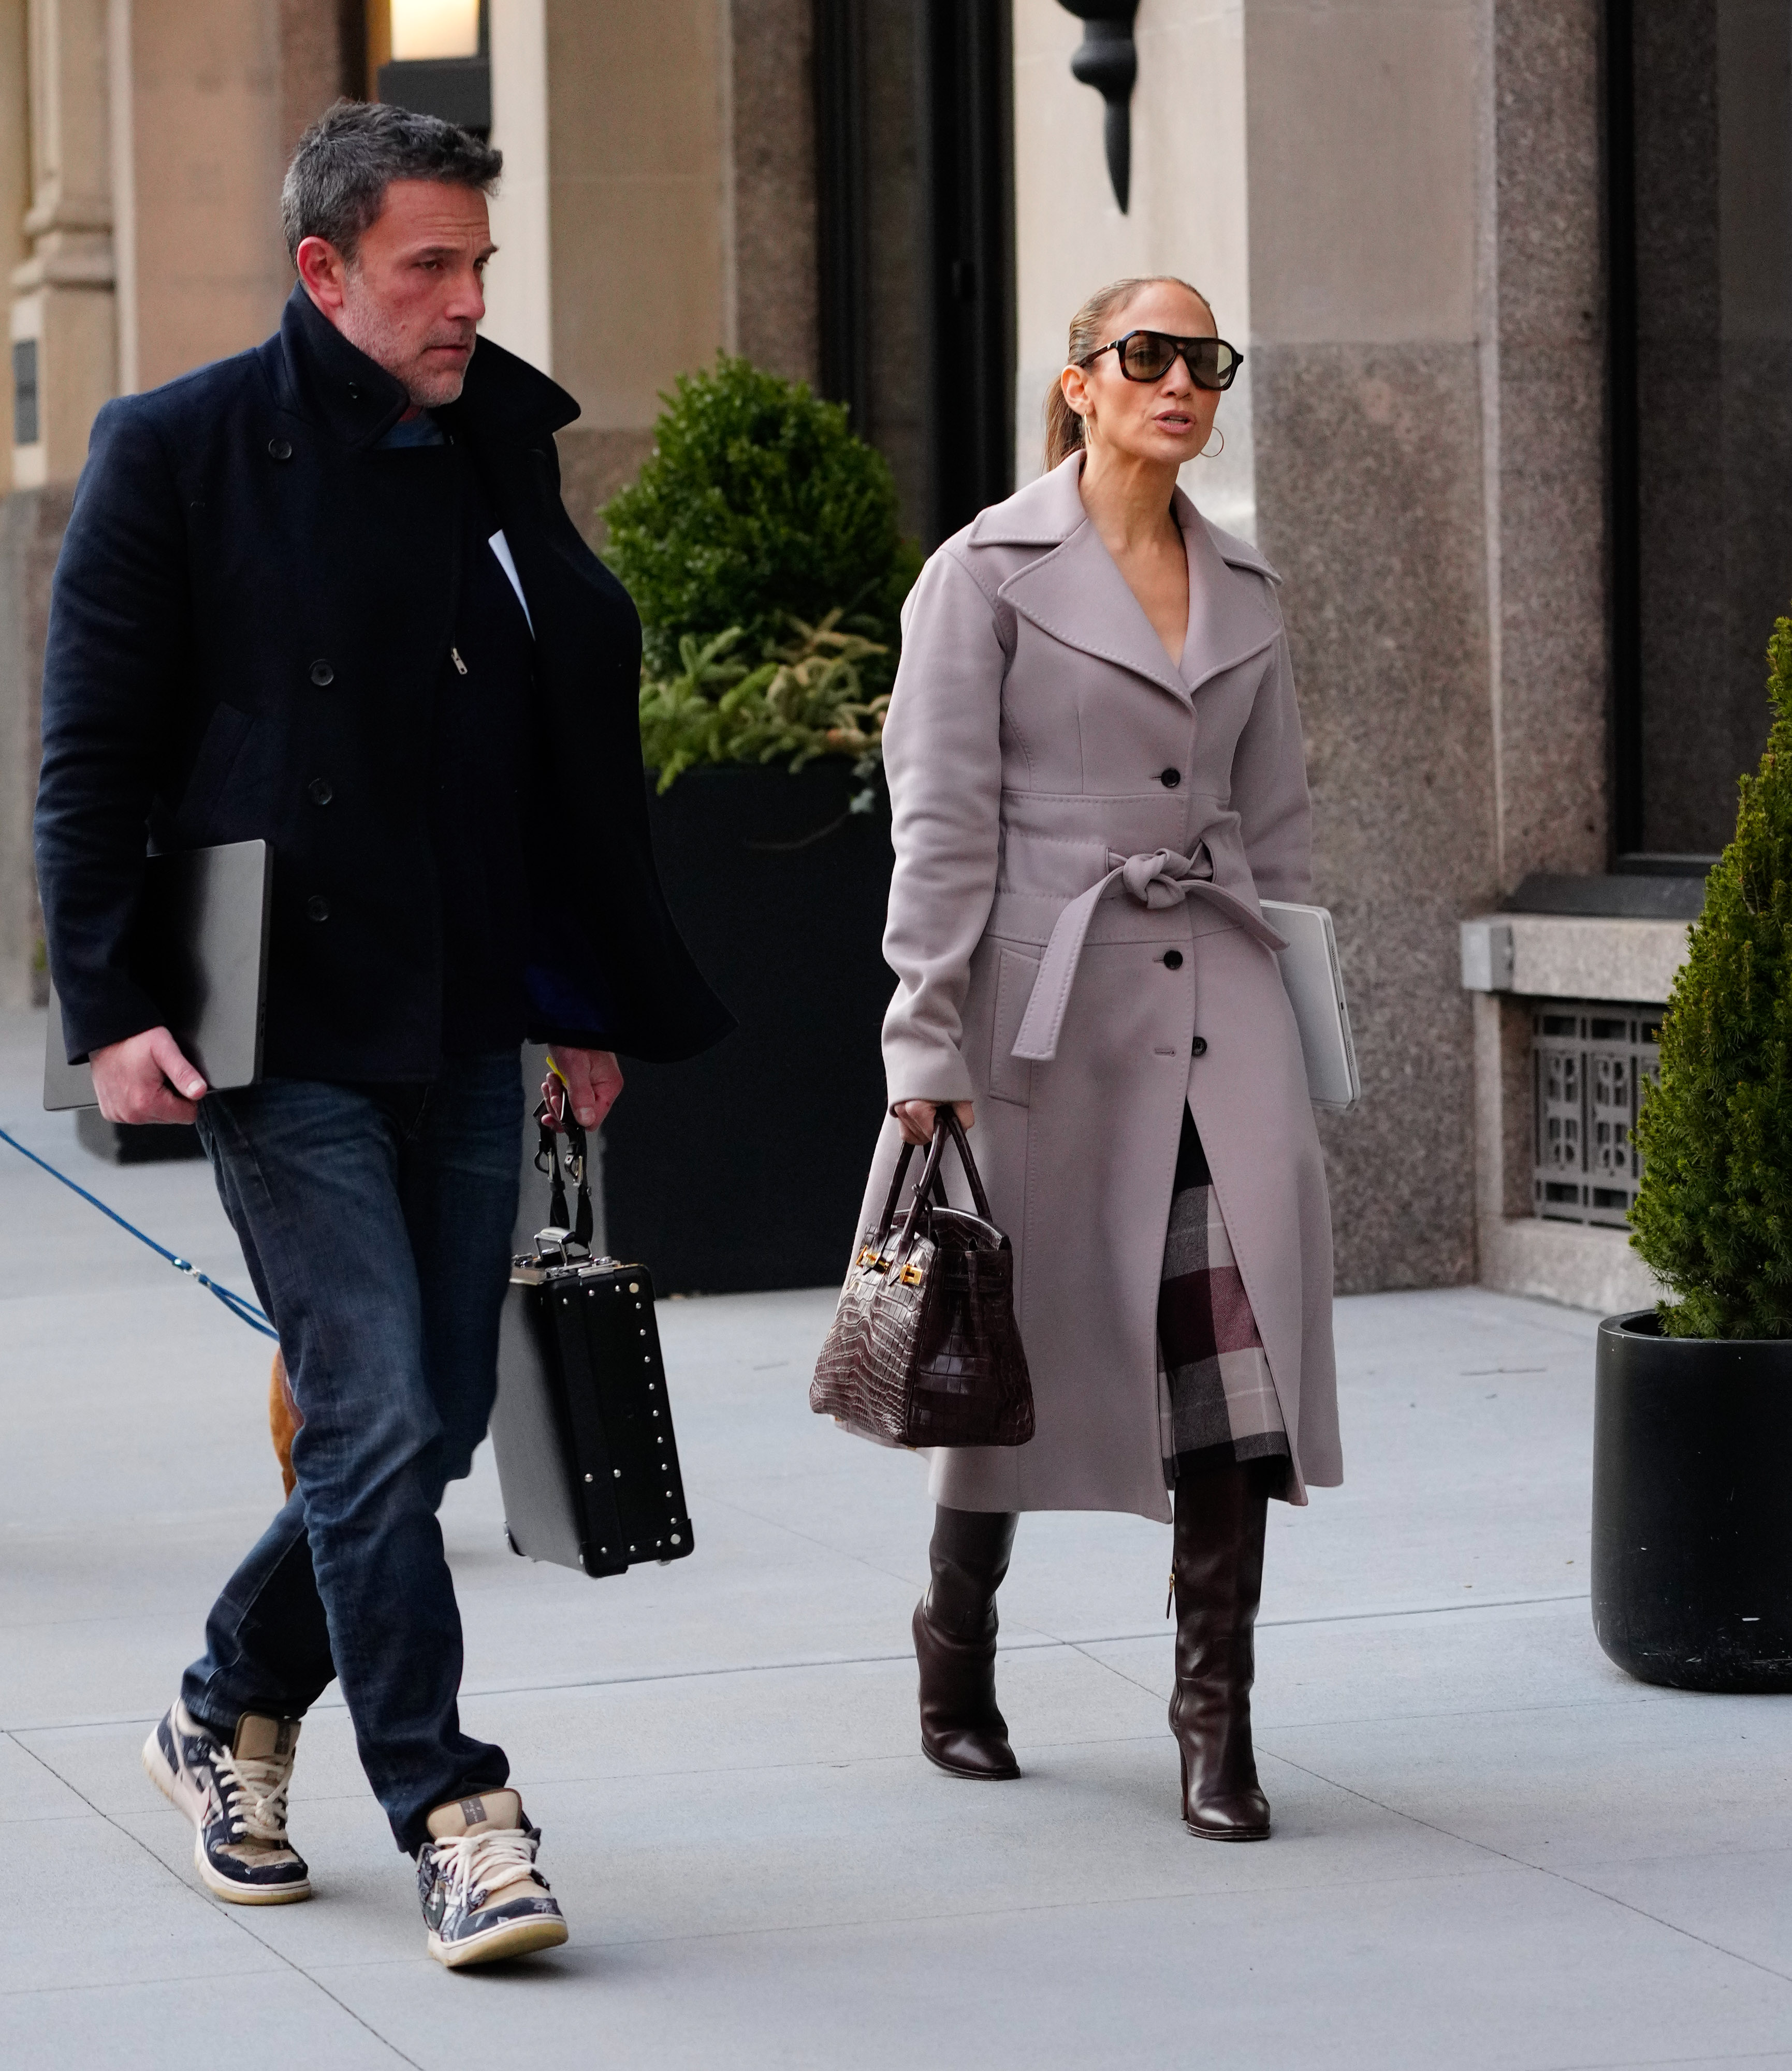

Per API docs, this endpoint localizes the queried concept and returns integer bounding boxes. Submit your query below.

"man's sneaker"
[418,1789,567,1968]
[141,1700,311,1905]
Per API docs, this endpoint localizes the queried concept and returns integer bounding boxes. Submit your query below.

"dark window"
[815,0,1014,547]
[11,338,37,447]
[1608,0,1792,859]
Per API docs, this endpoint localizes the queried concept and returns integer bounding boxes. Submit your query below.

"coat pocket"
[172,702,254,842]
[987,945,1040,1107]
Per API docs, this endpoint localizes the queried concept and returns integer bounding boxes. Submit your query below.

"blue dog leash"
[0,1123,278,1339]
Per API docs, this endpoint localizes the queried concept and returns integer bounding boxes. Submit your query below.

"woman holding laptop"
[851,275,1341,1841]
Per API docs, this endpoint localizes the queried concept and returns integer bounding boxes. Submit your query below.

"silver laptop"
[43,839,273,1111]
[1261,899,1360,1112]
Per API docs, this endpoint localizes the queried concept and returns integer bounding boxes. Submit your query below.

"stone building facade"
[2,1,1779,1310]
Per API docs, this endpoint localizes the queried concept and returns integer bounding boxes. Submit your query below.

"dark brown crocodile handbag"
[811,1110,1034,1449]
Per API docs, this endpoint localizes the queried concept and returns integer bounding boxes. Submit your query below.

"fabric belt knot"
[1011,845,1289,1064]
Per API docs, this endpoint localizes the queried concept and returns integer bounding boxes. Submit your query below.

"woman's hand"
[893,1099,974,1147]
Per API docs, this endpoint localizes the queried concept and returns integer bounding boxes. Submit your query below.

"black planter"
[1592,1310,1792,1691]
[600,763,894,1293]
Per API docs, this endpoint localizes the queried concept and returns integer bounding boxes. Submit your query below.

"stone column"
[11,0,115,491]
[730,0,817,386]
[542,0,731,543]
[1245,0,1497,1294]
[484,0,553,376]
[0,0,32,1005]
[1483,0,1608,890]
[0,0,104,1003]
[119,0,286,394]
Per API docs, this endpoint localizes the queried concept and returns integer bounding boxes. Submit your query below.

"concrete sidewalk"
[3,1004,1790,2069]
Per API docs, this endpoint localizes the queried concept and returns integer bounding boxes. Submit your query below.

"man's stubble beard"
[337,271,474,411]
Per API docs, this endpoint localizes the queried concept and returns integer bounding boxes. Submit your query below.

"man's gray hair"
[281,99,502,264]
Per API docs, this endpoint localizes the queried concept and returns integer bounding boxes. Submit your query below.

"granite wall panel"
[731,0,818,385]
[553,426,655,553]
[1254,341,1495,1293]
[1489,0,1608,884]
[0,487,72,1005]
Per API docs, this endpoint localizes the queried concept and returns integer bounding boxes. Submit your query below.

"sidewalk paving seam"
[687,1487,929,1589]
[285,1860,1539,1967]
[1270,1750,1792,1992]
[1060,1650,1792,1993]
[1536,2049,1792,2070]
[0,1588,1605,1734]
[8,1694,1681,1814]
[0,1728,429,2065]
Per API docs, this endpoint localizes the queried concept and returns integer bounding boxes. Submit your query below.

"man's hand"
[893,1099,974,1148]
[545,1046,624,1131]
[89,1026,208,1125]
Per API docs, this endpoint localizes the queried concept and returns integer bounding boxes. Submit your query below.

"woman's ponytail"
[1043,381,1086,471]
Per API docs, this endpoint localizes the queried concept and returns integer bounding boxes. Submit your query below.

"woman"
[854,275,1340,1841]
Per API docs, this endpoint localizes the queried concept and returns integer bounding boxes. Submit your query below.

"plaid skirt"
[1158,1104,1290,1489]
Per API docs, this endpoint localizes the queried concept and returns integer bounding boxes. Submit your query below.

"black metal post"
[814,0,871,433]
[924,0,1015,541]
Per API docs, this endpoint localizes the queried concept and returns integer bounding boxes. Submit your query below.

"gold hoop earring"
[1202,427,1225,459]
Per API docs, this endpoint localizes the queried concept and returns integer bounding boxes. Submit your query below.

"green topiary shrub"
[602,355,920,680]
[1630,615,1792,1336]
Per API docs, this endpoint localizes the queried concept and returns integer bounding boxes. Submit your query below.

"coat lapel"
[1175,490,1282,696]
[984,457,1280,706]
[1003,523,1194,706]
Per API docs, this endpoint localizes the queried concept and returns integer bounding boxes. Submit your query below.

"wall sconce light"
[1056,1,1141,213]
[391,0,480,61]
[378,0,491,135]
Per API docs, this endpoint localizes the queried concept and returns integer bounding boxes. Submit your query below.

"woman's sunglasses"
[1081,329,1244,391]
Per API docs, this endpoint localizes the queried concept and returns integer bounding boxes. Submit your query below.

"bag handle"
[892,1103,997,1257]
[892,1121,953,1260]
[533,1099,594,1250]
[870,1139,920,1253]
[866,1107,997,1266]
[935,1107,995,1222]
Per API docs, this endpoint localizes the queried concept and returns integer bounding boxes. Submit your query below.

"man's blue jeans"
[183,1054,522,1854]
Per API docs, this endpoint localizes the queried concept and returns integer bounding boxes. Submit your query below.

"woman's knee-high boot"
[1169,1464,1272,1840]
[914,1506,1020,1780]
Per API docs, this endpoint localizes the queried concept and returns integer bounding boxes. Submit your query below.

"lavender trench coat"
[849,454,1342,1520]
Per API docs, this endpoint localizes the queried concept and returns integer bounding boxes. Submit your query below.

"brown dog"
[269,1350,301,1497]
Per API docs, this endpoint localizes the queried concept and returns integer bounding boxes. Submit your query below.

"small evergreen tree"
[1630,615,1792,1336]
[602,356,919,680]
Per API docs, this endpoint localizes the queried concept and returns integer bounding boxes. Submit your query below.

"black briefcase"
[490,1107,694,1579]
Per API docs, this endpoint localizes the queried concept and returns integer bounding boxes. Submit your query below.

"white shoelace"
[214,1752,293,1846]
[428,1825,545,1908]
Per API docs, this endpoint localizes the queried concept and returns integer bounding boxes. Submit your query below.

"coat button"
[268,437,293,461]
[1160,767,1181,788]
[1163,950,1184,970]
[308,777,334,806]
[309,659,334,687]
[1191,1034,1208,1056]
[305,895,330,922]
[346,382,363,402]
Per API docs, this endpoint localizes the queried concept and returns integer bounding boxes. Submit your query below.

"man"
[34,101,729,1966]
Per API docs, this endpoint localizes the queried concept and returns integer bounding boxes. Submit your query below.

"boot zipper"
[1165,1569,1175,1619]
[450,646,468,675]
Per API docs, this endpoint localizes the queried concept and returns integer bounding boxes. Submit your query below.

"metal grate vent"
[1533,1002,1662,1227]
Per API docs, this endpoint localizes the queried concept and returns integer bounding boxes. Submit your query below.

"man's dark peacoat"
[35,286,731,1080]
